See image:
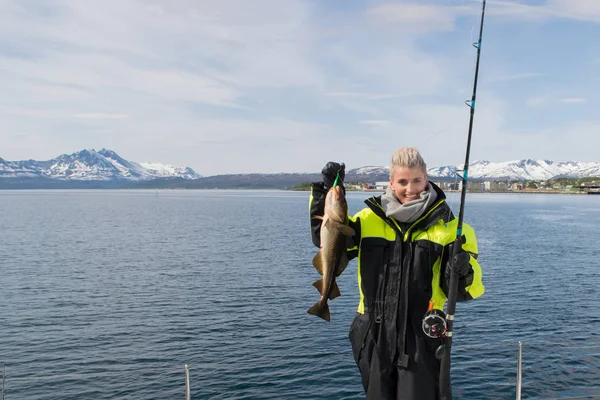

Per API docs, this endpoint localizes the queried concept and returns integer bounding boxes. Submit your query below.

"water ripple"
[0,190,599,399]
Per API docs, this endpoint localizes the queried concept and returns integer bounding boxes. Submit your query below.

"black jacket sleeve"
[309,182,327,248]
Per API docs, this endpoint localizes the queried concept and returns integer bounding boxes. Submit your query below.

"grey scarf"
[381,183,438,223]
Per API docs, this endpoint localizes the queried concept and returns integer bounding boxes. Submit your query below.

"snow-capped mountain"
[349,159,600,180]
[0,149,202,181]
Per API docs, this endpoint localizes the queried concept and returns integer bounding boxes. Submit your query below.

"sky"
[1,0,600,176]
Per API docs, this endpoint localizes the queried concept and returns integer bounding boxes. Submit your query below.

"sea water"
[0,190,599,399]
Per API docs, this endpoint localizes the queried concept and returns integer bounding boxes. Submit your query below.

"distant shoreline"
[0,187,597,194]
[292,188,593,195]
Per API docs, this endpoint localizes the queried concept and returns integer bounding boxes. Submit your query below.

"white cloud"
[488,1,553,21]
[74,113,128,120]
[325,92,402,100]
[367,3,473,33]
[0,0,599,175]
[0,53,243,107]
[0,0,323,106]
[525,96,552,108]
[546,0,600,22]
[489,0,600,22]
[526,96,587,107]
[560,98,586,104]
[479,121,600,164]
[360,120,392,126]
[488,73,547,83]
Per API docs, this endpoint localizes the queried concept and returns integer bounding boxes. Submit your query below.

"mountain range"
[0,148,200,188]
[352,159,600,181]
[1,149,599,189]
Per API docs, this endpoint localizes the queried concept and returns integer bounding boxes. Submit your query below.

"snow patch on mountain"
[0,149,202,181]
[140,162,199,179]
[356,159,600,180]
[350,166,390,175]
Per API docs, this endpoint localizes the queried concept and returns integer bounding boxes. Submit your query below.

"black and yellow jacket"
[309,182,484,385]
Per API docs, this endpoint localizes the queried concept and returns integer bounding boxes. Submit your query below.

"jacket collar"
[365,182,454,233]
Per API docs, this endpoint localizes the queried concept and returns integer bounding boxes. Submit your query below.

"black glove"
[445,251,472,282]
[321,161,345,190]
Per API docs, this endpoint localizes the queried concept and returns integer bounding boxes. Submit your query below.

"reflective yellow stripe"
[353,203,485,313]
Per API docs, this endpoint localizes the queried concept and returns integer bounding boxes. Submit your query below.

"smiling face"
[389,166,429,204]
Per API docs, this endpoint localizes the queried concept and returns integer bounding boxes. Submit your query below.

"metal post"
[184,364,191,400]
[516,342,522,400]
[2,364,6,400]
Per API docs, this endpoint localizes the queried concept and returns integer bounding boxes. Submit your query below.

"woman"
[309,147,484,400]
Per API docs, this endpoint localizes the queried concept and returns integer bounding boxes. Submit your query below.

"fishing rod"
[438,0,487,399]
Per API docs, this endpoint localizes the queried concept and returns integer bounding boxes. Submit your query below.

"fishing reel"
[422,309,447,339]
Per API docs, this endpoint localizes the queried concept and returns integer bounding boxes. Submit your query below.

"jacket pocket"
[348,313,374,365]
[412,240,442,297]
[359,238,390,301]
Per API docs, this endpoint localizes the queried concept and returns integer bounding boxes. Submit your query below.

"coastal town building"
[348,179,599,194]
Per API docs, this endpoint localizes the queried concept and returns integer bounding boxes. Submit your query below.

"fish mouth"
[330,185,343,199]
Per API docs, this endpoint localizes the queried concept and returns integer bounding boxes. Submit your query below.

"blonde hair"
[390,147,427,178]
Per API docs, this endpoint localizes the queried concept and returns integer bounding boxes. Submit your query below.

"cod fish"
[308,185,355,321]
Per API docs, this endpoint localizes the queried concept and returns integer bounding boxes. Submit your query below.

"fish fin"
[312,278,324,294]
[307,300,331,321]
[339,224,355,237]
[312,252,324,275]
[327,220,355,237]
[328,281,341,300]
[313,279,340,299]
[313,215,330,230]
[335,252,349,277]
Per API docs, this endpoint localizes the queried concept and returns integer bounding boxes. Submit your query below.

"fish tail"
[307,300,331,321]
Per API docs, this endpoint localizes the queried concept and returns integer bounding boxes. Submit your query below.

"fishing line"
[421,124,455,147]
[333,172,340,188]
